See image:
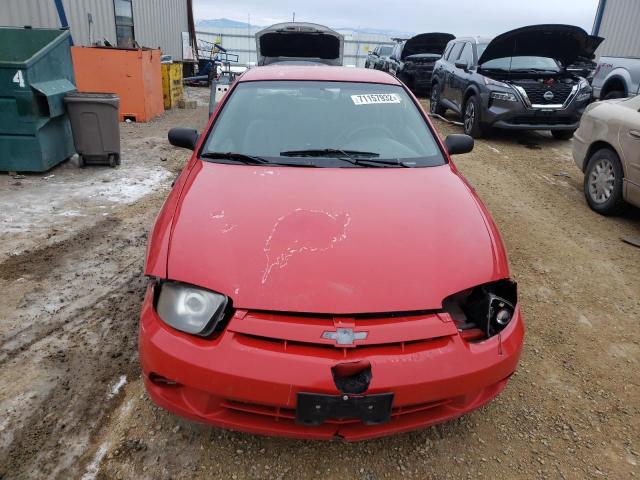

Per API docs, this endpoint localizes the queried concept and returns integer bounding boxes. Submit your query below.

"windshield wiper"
[200,151,316,167]
[280,148,412,168]
[280,148,411,168]
[200,151,271,164]
[280,148,380,158]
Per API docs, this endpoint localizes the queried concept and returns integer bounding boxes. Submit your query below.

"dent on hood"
[262,208,352,284]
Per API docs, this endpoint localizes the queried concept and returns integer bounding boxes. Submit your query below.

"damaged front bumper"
[139,284,524,441]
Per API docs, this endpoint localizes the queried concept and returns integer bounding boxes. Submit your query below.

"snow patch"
[108,375,127,399]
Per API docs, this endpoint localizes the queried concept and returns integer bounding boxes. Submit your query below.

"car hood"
[401,33,455,60]
[478,24,592,66]
[167,162,507,314]
[255,22,343,66]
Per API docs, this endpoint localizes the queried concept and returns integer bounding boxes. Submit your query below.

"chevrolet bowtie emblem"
[322,328,368,345]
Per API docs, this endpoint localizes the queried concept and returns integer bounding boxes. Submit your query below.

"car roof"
[238,65,401,85]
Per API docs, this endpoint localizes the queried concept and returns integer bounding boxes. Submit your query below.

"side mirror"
[445,134,474,155]
[168,127,199,150]
[454,59,469,71]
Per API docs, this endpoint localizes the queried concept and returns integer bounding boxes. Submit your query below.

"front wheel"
[583,148,626,216]
[463,95,485,138]
[430,83,446,116]
[551,129,575,140]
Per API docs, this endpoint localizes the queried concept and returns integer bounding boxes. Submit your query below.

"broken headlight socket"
[155,280,230,336]
[445,280,517,339]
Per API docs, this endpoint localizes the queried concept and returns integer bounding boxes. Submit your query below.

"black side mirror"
[168,127,199,150]
[454,59,469,71]
[445,134,474,155]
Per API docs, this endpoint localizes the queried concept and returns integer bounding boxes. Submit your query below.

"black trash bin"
[64,92,120,167]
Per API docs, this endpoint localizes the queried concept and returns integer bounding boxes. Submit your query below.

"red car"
[140,65,524,441]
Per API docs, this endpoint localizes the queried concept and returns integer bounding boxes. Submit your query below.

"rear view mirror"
[445,134,474,155]
[168,127,199,150]
[454,59,469,71]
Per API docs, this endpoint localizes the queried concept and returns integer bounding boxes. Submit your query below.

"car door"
[619,96,640,207]
[388,44,403,75]
[442,42,463,109]
[450,42,474,109]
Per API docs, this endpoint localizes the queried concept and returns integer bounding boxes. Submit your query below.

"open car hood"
[255,22,343,66]
[401,33,455,60]
[478,24,593,66]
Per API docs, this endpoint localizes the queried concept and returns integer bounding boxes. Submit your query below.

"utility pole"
[292,12,295,22]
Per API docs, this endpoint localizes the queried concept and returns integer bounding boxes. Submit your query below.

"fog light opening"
[149,372,179,386]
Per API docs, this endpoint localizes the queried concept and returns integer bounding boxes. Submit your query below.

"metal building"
[592,0,640,57]
[0,0,191,61]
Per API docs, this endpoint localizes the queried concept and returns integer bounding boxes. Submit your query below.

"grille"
[221,398,452,424]
[516,80,575,105]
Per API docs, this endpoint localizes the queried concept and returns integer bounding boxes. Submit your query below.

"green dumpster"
[0,27,76,172]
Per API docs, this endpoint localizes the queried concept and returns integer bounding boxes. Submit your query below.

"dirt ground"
[0,90,638,480]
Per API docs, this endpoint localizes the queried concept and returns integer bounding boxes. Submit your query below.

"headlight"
[443,279,517,340]
[156,281,229,336]
[490,91,518,102]
[575,92,591,102]
[575,80,591,102]
[484,77,510,88]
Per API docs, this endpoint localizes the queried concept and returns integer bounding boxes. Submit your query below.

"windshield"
[379,46,393,56]
[202,81,445,168]
[480,56,560,71]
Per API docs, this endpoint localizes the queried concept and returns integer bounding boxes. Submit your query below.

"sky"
[193,0,600,36]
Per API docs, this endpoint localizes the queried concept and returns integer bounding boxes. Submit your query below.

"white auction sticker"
[351,93,401,105]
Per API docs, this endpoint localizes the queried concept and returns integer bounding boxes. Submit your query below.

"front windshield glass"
[202,81,445,168]
[481,56,560,71]
[379,46,393,56]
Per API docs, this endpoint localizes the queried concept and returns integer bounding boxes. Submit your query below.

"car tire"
[583,148,627,216]
[603,90,625,100]
[430,83,446,116]
[551,129,575,140]
[463,95,485,138]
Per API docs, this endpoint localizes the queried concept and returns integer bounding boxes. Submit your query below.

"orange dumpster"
[71,46,164,122]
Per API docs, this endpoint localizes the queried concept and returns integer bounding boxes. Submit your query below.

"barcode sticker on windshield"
[351,93,401,105]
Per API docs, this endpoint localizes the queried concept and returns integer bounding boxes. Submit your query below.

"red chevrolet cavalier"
[139,65,524,440]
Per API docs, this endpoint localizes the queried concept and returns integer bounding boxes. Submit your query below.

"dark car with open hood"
[255,22,344,66]
[386,33,455,95]
[430,25,595,139]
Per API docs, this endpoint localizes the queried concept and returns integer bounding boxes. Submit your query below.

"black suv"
[385,33,454,95]
[364,44,394,70]
[430,25,594,139]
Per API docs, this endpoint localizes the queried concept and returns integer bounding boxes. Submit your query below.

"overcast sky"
[193,0,600,36]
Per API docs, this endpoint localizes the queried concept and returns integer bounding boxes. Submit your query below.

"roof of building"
[238,65,401,84]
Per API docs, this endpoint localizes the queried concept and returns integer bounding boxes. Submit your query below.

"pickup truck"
[592,57,640,100]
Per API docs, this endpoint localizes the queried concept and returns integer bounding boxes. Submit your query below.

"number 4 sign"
[13,70,25,88]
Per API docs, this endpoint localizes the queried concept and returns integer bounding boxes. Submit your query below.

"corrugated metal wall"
[0,0,188,60]
[196,27,395,67]
[133,0,188,59]
[595,0,640,58]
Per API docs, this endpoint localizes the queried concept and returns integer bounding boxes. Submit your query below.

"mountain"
[196,18,259,29]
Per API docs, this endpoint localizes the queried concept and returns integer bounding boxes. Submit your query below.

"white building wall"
[196,27,395,67]
[594,0,640,58]
[0,0,189,60]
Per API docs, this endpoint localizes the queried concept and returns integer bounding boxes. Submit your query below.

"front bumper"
[139,284,524,441]
[481,92,588,131]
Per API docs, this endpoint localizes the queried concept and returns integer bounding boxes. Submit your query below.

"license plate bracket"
[296,392,394,426]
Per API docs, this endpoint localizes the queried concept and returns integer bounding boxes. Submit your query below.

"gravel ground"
[0,92,638,479]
